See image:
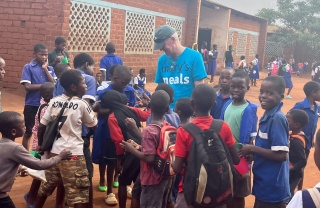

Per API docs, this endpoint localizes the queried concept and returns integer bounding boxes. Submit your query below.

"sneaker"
[286,95,292,99]
[127,186,132,199]
[105,193,118,205]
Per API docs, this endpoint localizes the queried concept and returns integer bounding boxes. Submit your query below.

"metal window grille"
[166,18,183,41]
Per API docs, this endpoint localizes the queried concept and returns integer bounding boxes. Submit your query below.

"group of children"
[1,37,320,208]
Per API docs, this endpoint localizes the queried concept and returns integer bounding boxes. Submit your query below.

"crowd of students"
[0,32,320,208]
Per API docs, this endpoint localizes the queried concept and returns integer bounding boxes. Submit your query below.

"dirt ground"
[6,71,320,208]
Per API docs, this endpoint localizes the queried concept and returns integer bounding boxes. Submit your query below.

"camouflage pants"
[38,155,89,205]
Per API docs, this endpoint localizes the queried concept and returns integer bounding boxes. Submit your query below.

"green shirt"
[224,102,249,144]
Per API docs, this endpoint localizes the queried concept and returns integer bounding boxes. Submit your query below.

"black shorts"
[23,105,39,135]
[118,152,140,186]
[82,136,93,178]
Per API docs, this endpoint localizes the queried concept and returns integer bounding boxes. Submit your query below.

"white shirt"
[287,182,320,208]
[133,74,146,85]
[41,95,97,155]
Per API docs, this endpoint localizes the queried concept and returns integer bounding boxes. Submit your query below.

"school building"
[0,0,267,91]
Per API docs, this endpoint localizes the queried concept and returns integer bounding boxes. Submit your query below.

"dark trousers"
[0,196,15,208]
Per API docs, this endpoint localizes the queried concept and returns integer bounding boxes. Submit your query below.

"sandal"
[127,186,132,199]
[105,193,118,205]
[113,181,119,188]
[98,184,107,192]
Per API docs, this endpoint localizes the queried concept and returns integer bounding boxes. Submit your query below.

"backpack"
[290,132,306,149]
[302,188,320,208]
[278,64,286,76]
[271,63,279,76]
[150,121,177,178]
[182,120,234,208]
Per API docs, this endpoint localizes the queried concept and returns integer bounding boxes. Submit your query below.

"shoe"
[113,181,119,188]
[24,193,35,208]
[127,186,132,199]
[105,193,118,205]
[98,184,107,192]
[286,95,292,99]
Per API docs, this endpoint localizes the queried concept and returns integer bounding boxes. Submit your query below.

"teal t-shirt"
[154,48,207,108]
[224,102,249,144]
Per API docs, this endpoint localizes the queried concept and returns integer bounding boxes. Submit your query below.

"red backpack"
[150,121,177,178]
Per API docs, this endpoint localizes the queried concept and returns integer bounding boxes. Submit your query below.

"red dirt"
[6,71,320,208]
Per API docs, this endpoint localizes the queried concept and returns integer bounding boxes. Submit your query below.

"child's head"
[315,130,320,170]
[174,98,193,121]
[112,65,132,92]
[0,111,25,139]
[212,44,217,50]
[282,60,287,65]
[96,72,102,83]
[33,43,48,65]
[0,57,5,80]
[286,109,309,132]
[201,41,207,49]
[105,42,116,54]
[240,55,245,60]
[109,64,120,80]
[73,53,94,75]
[139,68,146,78]
[231,71,249,101]
[255,54,259,59]
[303,81,320,101]
[192,84,216,115]
[150,90,170,117]
[60,69,87,96]
[54,63,70,78]
[40,82,55,103]
[219,68,234,91]
[259,76,285,110]
[228,45,233,51]
[55,37,67,51]
[155,83,174,104]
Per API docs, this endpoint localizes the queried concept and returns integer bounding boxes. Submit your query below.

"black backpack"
[182,120,234,208]
[278,64,286,76]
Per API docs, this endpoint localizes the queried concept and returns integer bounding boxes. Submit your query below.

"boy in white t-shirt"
[35,69,98,207]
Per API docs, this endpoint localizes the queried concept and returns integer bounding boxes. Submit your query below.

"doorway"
[198,28,212,51]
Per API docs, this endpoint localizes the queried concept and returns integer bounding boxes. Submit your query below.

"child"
[0,57,6,112]
[0,111,71,208]
[96,72,102,88]
[250,54,260,86]
[239,76,290,208]
[53,63,70,97]
[225,45,234,68]
[208,44,218,83]
[201,41,208,74]
[25,82,55,207]
[287,129,320,208]
[92,65,133,206]
[146,83,181,128]
[286,109,308,200]
[20,43,56,149]
[100,42,123,81]
[298,61,303,77]
[220,71,258,208]
[238,55,246,71]
[48,37,69,67]
[284,62,294,99]
[174,98,193,125]
[172,84,240,207]
[35,69,98,208]
[120,90,173,208]
[133,68,151,104]
[291,81,320,190]
[210,68,234,119]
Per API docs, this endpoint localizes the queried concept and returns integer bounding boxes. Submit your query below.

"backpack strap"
[302,188,320,208]
[37,103,48,122]
[209,119,223,132]
[290,134,306,148]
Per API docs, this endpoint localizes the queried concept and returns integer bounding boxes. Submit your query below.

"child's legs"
[82,135,93,208]
[106,165,115,194]
[287,88,292,95]
[27,178,41,204]
[131,175,141,208]
[289,177,301,199]
[59,156,89,206]
[99,165,106,185]
[22,105,38,149]
[55,182,65,208]
[0,196,16,208]
[254,198,285,208]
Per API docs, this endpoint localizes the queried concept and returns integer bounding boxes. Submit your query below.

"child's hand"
[42,61,48,71]
[238,144,255,157]
[128,139,141,150]
[58,149,72,160]
[120,140,136,153]
[125,118,137,129]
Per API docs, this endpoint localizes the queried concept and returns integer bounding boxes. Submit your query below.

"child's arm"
[290,139,307,171]
[125,118,142,140]
[120,140,155,164]
[172,156,184,174]
[228,144,240,165]
[42,61,55,83]
[239,144,287,162]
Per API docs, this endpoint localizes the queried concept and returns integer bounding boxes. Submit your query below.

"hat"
[153,25,176,50]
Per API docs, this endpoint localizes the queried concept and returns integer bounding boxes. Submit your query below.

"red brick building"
[0,0,267,91]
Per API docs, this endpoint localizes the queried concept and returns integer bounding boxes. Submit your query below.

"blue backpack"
[302,188,320,208]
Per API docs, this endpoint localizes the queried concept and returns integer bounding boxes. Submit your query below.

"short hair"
[213,44,217,48]
[73,53,94,69]
[282,60,287,65]
[150,90,170,116]
[155,83,174,103]
[316,129,320,148]
[40,82,55,96]
[109,64,120,76]
[105,42,115,53]
[220,68,234,76]
[60,69,83,91]
[263,76,285,95]
[288,109,309,128]
[232,70,250,86]
[303,81,320,97]
[256,54,259,59]
[139,68,146,74]
[0,111,23,136]
[240,55,245,60]
[175,98,193,119]
[34,43,47,53]
[113,65,131,77]
[55,37,66,45]
[54,63,69,77]
[192,84,217,113]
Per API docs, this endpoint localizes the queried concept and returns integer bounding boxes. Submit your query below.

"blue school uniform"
[134,75,151,97]
[250,58,259,79]
[20,59,55,106]
[284,71,293,88]
[53,79,65,97]
[252,102,290,203]
[291,98,319,150]
[124,85,137,107]
[220,100,258,144]
[99,53,123,81]
[210,90,232,119]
